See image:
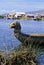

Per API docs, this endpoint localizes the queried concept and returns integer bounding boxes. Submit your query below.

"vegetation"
[0,15,6,19]
[5,43,39,65]
[0,40,44,65]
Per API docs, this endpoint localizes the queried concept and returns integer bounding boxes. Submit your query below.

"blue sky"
[0,0,44,14]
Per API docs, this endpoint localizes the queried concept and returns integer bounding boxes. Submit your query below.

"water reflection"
[36,50,44,65]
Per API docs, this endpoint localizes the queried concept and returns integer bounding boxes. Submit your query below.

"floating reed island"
[0,46,40,65]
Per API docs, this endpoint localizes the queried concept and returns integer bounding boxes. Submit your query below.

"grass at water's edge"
[0,42,44,65]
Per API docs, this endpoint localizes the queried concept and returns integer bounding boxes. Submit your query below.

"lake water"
[0,19,44,65]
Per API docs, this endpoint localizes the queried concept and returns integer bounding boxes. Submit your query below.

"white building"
[15,12,26,18]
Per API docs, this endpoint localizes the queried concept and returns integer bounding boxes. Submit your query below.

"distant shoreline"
[0,12,44,20]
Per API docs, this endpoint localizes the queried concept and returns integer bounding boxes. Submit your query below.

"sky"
[0,0,44,14]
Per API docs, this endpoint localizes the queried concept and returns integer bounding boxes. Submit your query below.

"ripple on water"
[37,51,44,65]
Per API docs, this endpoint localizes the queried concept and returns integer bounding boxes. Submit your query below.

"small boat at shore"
[33,18,42,21]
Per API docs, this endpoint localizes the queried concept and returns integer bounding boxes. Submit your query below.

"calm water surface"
[0,19,44,65]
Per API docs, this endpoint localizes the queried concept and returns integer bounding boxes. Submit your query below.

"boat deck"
[30,34,44,37]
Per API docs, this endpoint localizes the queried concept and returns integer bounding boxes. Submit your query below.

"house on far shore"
[40,14,44,20]
[33,14,42,20]
[25,14,34,20]
[6,12,26,19]
[6,12,16,19]
[15,12,26,19]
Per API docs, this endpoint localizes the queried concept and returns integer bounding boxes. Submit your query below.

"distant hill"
[1,9,44,16]
[0,11,9,16]
[26,9,44,14]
